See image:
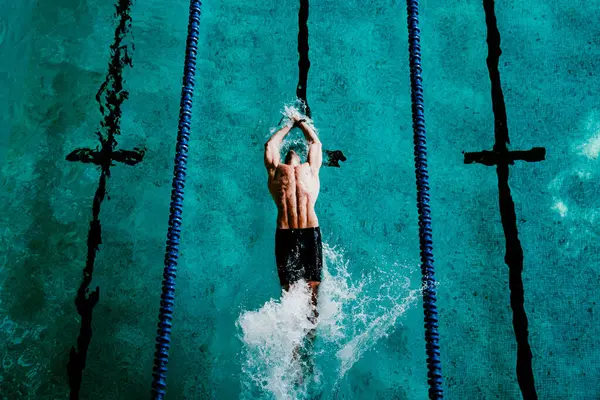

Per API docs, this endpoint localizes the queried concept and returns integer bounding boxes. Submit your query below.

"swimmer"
[264,111,323,325]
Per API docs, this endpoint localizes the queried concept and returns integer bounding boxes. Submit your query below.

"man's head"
[284,149,301,166]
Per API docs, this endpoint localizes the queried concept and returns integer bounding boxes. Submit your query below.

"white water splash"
[577,133,600,160]
[266,101,320,164]
[577,111,600,159]
[236,243,419,399]
[237,282,317,400]
[268,100,318,134]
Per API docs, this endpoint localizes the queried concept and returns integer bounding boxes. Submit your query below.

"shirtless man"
[264,113,322,322]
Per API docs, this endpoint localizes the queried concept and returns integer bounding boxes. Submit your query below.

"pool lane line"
[463,0,544,398]
[65,1,144,398]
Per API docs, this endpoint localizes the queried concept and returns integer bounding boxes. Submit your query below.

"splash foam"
[237,243,419,399]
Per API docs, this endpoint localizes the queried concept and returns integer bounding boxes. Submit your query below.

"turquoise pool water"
[1,0,599,398]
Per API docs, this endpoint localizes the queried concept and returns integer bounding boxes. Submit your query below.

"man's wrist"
[293,118,307,127]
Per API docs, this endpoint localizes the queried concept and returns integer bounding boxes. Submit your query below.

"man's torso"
[268,163,320,229]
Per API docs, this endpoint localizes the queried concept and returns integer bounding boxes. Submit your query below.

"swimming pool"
[1,0,598,398]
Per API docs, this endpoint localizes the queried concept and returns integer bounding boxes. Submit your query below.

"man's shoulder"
[302,162,321,175]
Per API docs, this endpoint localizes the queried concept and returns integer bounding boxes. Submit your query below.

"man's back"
[268,162,320,229]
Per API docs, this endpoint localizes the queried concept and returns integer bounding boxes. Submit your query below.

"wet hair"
[282,141,306,165]
[285,149,300,164]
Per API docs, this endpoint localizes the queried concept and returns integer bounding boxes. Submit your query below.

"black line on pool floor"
[476,0,540,398]
[296,0,311,117]
[65,1,144,398]
[295,0,346,168]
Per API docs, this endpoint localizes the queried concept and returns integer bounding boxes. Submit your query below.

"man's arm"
[264,125,292,171]
[297,120,322,172]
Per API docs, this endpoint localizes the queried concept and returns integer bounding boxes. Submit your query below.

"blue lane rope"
[405,0,444,398]
[150,1,202,398]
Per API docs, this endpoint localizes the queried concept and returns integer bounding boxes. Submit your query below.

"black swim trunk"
[275,227,323,286]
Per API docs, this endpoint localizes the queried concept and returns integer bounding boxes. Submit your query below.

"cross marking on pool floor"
[64,1,143,399]
[296,0,346,168]
[462,1,545,399]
